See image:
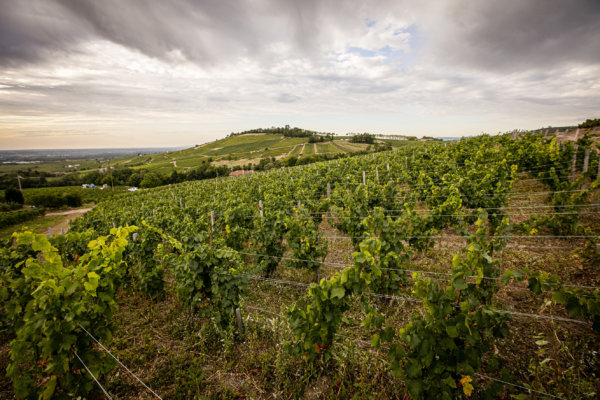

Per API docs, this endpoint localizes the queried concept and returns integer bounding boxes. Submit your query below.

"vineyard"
[1,132,600,399]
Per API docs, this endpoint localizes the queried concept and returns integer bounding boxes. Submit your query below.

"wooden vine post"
[583,149,590,173]
[571,144,578,181]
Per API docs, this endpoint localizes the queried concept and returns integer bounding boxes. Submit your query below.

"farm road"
[44,207,94,236]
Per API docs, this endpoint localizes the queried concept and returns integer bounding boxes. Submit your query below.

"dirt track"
[44,207,94,236]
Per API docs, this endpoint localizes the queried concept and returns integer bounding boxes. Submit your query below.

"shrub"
[4,188,24,204]
[64,193,82,207]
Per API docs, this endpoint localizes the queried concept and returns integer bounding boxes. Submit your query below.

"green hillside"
[108,134,375,174]
[0,131,422,191]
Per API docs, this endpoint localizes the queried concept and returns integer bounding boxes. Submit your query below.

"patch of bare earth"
[43,207,94,236]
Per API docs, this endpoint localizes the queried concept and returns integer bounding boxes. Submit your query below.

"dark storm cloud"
[0,0,91,65]
[2,0,598,72]
[0,0,353,67]
[432,0,600,71]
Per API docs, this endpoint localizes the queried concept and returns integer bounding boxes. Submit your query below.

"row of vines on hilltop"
[1,132,599,398]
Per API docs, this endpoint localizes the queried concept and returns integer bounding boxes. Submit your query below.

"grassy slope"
[0,215,64,240]
[0,134,397,193]
[109,135,374,173]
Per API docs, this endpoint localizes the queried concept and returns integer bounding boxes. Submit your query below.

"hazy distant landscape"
[0,147,183,163]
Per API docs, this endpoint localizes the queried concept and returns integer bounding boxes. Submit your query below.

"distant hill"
[0,131,416,190]
[0,147,182,163]
[107,133,389,174]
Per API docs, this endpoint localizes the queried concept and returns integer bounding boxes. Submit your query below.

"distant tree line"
[349,133,376,144]
[0,160,232,191]
[579,118,600,129]
[228,126,335,141]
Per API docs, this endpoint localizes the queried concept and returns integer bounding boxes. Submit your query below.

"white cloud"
[0,0,599,149]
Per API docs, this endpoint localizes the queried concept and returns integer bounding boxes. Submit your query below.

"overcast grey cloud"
[428,0,600,71]
[0,0,599,149]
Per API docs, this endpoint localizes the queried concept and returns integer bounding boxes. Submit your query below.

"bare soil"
[43,207,94,235]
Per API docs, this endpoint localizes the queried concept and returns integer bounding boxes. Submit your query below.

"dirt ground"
[43,207,94,236]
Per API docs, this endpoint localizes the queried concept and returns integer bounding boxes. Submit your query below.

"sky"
[1,0,599,149]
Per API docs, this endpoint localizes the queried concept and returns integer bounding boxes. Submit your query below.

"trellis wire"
[73,350,113,400]
[240,273,591,325]
[475,373,566,400]
[79,324,163,399]
[225,249,599,291]
[242,299,569,400]
[204,187,589,207]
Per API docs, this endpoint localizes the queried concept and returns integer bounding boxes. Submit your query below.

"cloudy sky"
[1,0,599,149]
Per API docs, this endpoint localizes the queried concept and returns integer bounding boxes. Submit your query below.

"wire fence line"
[475,373,566,400]
[201,186,596,212]
[241,301,568,400]
[196,188,592,211]
[238,272,592,326]
[210,208,600,221]
[224,249,600,291]
[73,350,114,400]
[168,158,592,201]
[78,324,163,400]
[321,234,598,240]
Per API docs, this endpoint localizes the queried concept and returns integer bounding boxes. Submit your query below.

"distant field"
[0,159,104,175]
[316,142,341,154]
[108,134,378,172]
[0,134,404,185]
[288,144,303,157]
[0,214,64,240]
[303,142,316,156]
[19,186,127,205]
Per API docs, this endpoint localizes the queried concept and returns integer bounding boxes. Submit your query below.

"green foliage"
[65,193,82,207]
[22,186,124,206]
[140,171,163,188]
[503,268,600,334]
[4,188,24,204]
[394,214,511,399]
[50,228,99,264]
[174,238,248,328]
[286,238,385,361]
[0,202,23,212]
[32,130,596,399]
[229,125,335,140]
[29,192,82,208]
[252,195,289,277]
[361,206,432,294]
[330,184,371,248]
[0,207,45,229]
[220,200,255,250]
[579,118,600,129]
[126,224,165,299]
[350,133,375,144]
[0,236,39,333]
[3,227,135,399]
[517,158,598,235]
[284,205,328,276]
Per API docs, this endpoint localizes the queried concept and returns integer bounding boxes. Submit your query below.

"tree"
[64,194,82,207]
[127,173,143,187]
[350,133,375,144]
[139,172,163,188]
[4,188,24,204]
